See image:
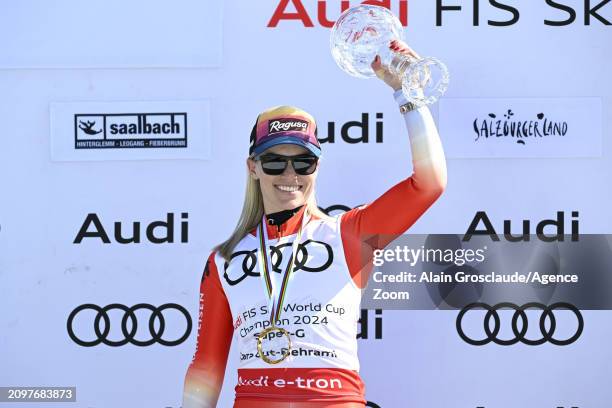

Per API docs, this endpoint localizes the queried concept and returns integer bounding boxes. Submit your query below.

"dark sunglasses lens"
[260,158,287,175]
[292,157,317,175]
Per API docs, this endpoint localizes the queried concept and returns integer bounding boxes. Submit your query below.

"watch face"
[400,102,417,113]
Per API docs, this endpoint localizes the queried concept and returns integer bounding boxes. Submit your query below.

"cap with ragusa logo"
[249,105,321,157]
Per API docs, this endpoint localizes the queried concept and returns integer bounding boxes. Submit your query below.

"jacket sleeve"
[340,105,447,289]
[182,251,234,408]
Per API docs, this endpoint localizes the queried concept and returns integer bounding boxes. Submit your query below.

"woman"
[183,40,447,408]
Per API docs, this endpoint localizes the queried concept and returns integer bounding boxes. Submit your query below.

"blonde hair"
[214,164,331,263]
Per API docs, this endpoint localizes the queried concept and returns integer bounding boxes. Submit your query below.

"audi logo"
[67,303,192,347]
[224,239,333,286]
[456,302,583,346]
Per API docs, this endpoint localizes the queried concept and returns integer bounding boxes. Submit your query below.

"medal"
[255,208,309,365]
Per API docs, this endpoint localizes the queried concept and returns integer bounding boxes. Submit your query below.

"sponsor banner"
[1,0,611,407]
[263,0,612,28]
[0,0,223,68]
[50,100,211,161]
[439,97,602,158]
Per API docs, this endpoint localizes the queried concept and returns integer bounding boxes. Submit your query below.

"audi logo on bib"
[67,303,192,347]
[456,302,584,346]
[224,239,334,286]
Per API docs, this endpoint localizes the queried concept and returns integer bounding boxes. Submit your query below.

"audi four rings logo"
[224,239,333,286]
[456,302,583,346]
[67,303,192,347]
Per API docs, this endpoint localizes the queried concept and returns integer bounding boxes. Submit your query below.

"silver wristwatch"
[399,101,418,113]
[393,89,418,113]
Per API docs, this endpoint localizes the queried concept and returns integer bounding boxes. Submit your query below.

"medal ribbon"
[257,208,309,325]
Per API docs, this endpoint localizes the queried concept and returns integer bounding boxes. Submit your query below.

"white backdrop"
[1,1,611,407]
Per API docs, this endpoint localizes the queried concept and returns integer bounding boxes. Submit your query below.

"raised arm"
[340,40,447,289]
[183,252,234,408]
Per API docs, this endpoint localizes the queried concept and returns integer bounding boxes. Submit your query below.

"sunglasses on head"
[254,152,319,175]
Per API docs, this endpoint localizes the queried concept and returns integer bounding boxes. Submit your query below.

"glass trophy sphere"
[330,5,403,78]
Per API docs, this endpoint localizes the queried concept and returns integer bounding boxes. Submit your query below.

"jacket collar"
[249,205,318,239]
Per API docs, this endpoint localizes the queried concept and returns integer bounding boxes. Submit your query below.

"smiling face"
[247,144,319,214]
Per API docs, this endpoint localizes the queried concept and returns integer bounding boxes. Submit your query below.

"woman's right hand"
[371,39,421,91]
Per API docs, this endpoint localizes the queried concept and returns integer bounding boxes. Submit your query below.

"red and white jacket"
[183,102,447,407]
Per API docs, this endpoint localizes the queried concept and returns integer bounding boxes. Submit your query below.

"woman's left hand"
[371,39,421,91]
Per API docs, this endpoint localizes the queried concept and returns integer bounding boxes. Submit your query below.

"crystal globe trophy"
[330,5,449,106]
